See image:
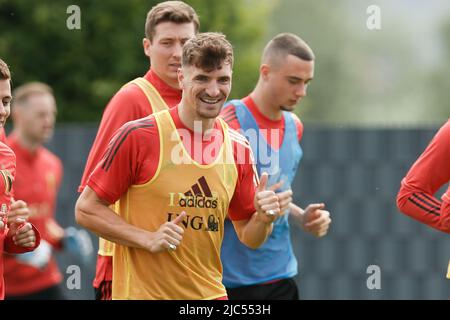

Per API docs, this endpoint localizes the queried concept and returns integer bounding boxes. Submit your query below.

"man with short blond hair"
[3,82,91,300]
[220,33,332,300]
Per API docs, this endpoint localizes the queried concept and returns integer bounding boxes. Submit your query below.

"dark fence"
[43,125,449,299]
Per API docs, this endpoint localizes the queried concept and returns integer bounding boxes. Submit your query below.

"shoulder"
[437,119,450,139]
[116,116,158,140]
[226,127,254,165]
[228,127,250,148]
[110,116,159,151]
[289,112,304,142]
[104,81,149,114]
[0,142,15,160]
[220,103,241,131]
[41,148,63,170]
[0,142,15,173]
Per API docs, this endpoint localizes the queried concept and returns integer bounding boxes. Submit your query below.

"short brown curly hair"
[0,59,11,81]
[182,32,233,71]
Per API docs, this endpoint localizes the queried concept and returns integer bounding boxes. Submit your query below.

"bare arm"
[231,173,279,249]
[289,202,331,237]
[75,186,185,253]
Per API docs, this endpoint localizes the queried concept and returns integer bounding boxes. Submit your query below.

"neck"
[177,102,216,134]
[151,68,180,90]
[13,130,40,152]
[250,80,283,121]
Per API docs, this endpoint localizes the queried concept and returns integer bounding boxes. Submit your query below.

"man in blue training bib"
[220,33,332,300]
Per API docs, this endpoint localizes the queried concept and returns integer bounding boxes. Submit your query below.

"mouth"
[199,96,222,105]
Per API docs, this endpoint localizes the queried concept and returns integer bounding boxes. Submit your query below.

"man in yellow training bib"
[75,32,281,300]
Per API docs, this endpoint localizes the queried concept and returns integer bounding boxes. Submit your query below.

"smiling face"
[178,62,232,120]
[0,79,11,129]
[143,21,196,88]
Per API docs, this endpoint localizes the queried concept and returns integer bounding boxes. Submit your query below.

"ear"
[260,64,270,80]
[177,68,185,89]
[143,38,151,58]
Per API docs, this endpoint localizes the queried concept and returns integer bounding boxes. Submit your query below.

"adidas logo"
[168,176,218,209]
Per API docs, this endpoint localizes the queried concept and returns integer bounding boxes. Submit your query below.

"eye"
[218,78,230,84]
[194,75,208,82]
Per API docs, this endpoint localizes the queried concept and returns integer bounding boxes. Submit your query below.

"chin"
[281,105,295,112]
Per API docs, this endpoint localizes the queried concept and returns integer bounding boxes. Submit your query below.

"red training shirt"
[3,134,64,296]
[397,119,450,233]
[220,96,303,148]
[87,106,257,221]
[79,69,181,288]
[0,141,41,299]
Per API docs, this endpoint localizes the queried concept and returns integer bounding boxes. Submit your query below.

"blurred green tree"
[0,0,275,122]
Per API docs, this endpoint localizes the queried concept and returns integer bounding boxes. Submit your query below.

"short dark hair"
[182,32,233,71]
[262,33,315,64]
[145,1,200,41]
[0,59,11,81]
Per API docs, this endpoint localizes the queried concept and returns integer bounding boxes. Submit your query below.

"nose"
[172,42,183,60]
[44,113,55,127]
[295,83,307,98]
[205,81,220,97]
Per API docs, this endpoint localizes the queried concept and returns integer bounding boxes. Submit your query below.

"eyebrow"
[288,76,313,82]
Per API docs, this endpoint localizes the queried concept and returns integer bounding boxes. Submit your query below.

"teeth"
[201,98,220,104]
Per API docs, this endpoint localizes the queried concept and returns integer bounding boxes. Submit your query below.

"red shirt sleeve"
[4,223,41,254]
[227,130,258,221]
[220,104,241,131]
[397,120,450,233]
[87,117,159,204]
[79,84,152,192]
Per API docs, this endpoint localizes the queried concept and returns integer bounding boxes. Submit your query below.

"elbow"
[440,202,450,232]
[74,197,89,229]
[239,226,272,250]
[396,188,408,216]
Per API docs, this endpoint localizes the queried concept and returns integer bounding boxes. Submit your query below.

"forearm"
[75,190,151,250]
[289,203,304,227]
[397,190,450,233]
[235,212,273,249]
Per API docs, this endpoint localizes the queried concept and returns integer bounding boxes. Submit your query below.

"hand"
[16,240,52,269]
[147,211,186,253]
[10,218,37,247]
[254,173,280,224]
[275,189,293,216]
[267,180,293,216]
[8,199,30,224]
[302,203,331,237]
[0,212,5,231]
[63,227,94,265]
